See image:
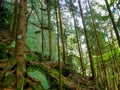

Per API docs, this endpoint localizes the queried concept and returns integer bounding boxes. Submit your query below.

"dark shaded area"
[0,0,11,30]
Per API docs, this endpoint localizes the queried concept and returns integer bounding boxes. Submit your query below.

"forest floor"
[0,31,99,90]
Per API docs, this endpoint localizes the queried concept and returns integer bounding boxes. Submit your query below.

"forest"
[0,0,120,90]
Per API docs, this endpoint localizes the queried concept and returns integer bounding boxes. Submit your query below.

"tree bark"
[87,0,109,88]
[9,0,18,38]
[41,3,44,58]
[54,0,62,90]
[15,0,27,90]
[70,5,85,76]
[58,0,67,63]
[47,0,52,61]
[78,0,96,81]
[104,0,120,47]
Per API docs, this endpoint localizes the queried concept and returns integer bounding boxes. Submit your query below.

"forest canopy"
[0,0,120,90]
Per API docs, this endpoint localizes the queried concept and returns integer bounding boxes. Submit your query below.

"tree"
[58,0,67,63]
[78,0,96,81]
[104,0,120,47]
[87,0,109,88]
[9,0,18,38]
[69,1,85,77]
[15,0,27,89]
[46,0,52,61]
[41,2,45,58]
[54,0,62,90]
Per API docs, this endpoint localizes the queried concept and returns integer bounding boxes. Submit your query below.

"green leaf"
[27,67,50,89]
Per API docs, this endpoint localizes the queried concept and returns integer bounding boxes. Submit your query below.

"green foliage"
[108,74,116,81]
[34,52,42,58]
[27,67,50,89]
[1,72,15,88]
[0,44,7,59]
[93,47,120,62]
[0,44,6,52]
[98,82,105,90]
[0,54,6,58]
[93,46,120,75]
[9,41,15,48]
[26,54,38,61]
[68,54,81,73]
[54,70,59,77]
[101,15,109,21]
[0,3,12,30]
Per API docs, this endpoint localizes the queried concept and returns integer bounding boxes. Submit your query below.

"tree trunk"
[103,25,118,90]
[41,3,44,58]
[110,29,120,90]
[58,0,67,63]
[54,0,62,90]
[87,0,109,88]
[9,0,18,38]
[104,0,120,47]
[47,0,52,61]
[78,0,96,81]
[15,0,27,89]
[71,6,85,76]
